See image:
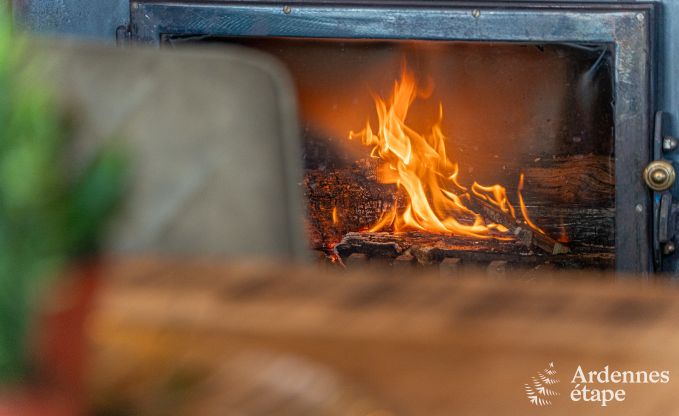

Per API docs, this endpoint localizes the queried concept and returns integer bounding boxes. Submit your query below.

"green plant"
[0,10,128,383]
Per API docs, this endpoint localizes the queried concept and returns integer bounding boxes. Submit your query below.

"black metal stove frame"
[16,0,679,274]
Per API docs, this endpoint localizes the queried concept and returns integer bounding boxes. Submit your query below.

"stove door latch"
[643,160,676,191]
[649,112,679,268]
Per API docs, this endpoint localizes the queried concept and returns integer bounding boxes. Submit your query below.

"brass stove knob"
[643,160,676,191]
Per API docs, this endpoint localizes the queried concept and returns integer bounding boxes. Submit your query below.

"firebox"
[120,1,663,274]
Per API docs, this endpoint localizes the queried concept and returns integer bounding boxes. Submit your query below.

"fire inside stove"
[347,63,550,243]
[179,36,616,270]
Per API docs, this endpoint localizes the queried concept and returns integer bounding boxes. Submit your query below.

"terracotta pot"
[0,388,80,416]
[0,259,103,416]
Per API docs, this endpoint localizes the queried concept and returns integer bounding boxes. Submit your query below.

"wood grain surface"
[86,258,679,415]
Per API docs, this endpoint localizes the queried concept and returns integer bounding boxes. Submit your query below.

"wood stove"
[119,1,664,274]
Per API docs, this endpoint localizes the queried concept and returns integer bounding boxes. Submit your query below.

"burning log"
[303,158,406,249]
[334,232,404,258]
[303,155,614,250]
[522,155,614,205]
[333,231,613,270]
[451,153,615,206]
[303,158,614,257]
[467,193,570,255]
[336,231,532,259]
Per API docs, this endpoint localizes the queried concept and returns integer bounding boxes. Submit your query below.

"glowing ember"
[349,63,546,239]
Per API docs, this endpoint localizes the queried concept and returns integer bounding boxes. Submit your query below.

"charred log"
[304,156,614,251]
[522,154,614,206]
[466,194,569,255]
[333,232,614,270]
[449,152,614,206]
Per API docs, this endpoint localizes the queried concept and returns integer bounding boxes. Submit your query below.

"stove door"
[128,1,657,274]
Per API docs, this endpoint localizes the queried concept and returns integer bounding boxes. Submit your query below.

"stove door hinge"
[648,111,679,270]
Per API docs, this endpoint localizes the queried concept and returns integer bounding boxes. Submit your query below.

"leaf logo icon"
[524,362,560,406]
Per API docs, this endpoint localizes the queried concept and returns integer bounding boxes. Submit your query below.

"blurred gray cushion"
[36,41,308,260]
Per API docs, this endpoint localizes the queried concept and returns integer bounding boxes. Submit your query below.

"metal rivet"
[636,13,645,22]
[663,135,678,152]
[131,2,138,10]
[635,204,643,213]
[283,5,292,14]
[472,9,481,18]
[663,241,676,256]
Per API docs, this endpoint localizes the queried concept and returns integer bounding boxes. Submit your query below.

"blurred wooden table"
[86,258,679,415]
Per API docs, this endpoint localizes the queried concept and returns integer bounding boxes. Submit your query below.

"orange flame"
[349,63,553,241]
[517,173,546,235]
[349,65,516,238]
[331,206,339,226]
[471,182,516,218]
